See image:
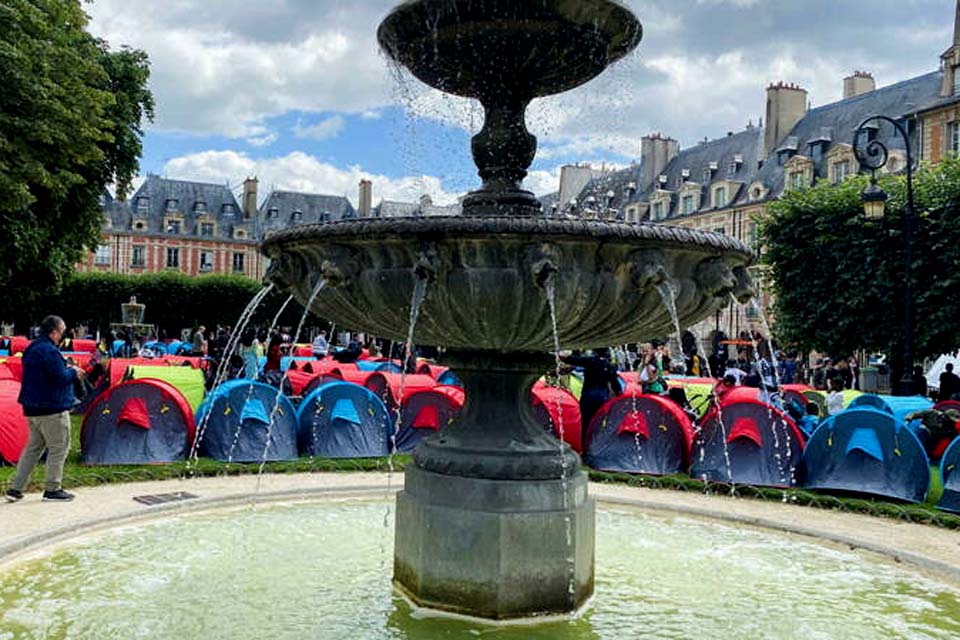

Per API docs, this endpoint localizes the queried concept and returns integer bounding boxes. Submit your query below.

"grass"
[1,415,957,531]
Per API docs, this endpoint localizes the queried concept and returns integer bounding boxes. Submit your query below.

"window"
[714,187,726,208]
[832,160,851,184]
[133,220,147,231]
[626,207,639,223]
[222,204,235,215]
[950,121,960,155]
[136,197,150,213]
[94,245,111,266]
[232,252,245,274]
[234,228,248,240]
[727,161,738,177]
[789,171,804,190]
[713,227,726,235]
[748,222,760,255]
[320,212,331,223]
[751,186,763,201]
[200,251,214,272]
[200,222,215,237]
[291,210,303,222]
[681,194,695,215]
[267,208,279,219]
[954,66,960,96]
[194,201,207,213]
[166,247,180,269]
[165,199,178,212]
[652,202,664,221]
[131,245,145,267]
[702,168,712,184]
[167,220,181,234]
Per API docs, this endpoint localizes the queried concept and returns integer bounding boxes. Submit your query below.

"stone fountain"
[262,0,754,622]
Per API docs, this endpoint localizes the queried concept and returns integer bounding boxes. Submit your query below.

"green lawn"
[1,416,957,531]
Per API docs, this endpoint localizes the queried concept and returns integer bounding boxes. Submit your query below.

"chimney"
[242,177,258,219]
[640,133,679,191]
[764,82,808,157]
[843,71,876,99]
[358,179,373,218]
[558,164,597,208]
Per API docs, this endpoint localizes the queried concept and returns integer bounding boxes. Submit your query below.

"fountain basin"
[262,217,754,351]
[3,491,960,638]
[377,0,642,102]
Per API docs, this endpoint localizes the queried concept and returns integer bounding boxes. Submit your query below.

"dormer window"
[222,204,235,216]
[234,228,248,240]
[199,222,215,237]
[652,202,665,221]
[681,194,696,215]
[320,212,331,223]
[194,201,207,214]
[165,199,178,212]
[132,220,147,231]
[291,210,303,222]
[954,65,960,95]
[167,220,181,234]
[267,208,279,219]
[702,168,712,183]
[832,160,851,184]
[136,197,150,213]
[714,186,727,208]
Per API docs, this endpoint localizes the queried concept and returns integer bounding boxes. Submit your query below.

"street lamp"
[852,114,918,396]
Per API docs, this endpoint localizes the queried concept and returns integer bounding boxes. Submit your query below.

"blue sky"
[86,0,959,205]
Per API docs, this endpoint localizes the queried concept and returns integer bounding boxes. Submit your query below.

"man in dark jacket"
[6,316,84,503]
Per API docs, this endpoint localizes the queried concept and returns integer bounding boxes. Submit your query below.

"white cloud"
[293,115,346,142]
[246,133,277,147]
[162,150,460,206]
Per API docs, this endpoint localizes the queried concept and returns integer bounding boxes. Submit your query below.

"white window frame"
[652,202,664,221]
[166,247,180,269]
[950,121,960,155]
[199,251,215,272]
[94,245,111,266]
[832,160,851,184]
[681,194,695,215]
[199,222,215,237]
[232,252,245,274]
[714,186,727,208]
[131,245,145,267]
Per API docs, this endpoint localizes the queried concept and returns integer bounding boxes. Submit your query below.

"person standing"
[562,348,624,446]
[939,363,960,401]
[192,325,207,357]
[6,316,84,503]
[312,330,329,359]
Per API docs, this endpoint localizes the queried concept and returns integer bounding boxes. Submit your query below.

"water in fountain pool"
[3,500,960,639]
[187,283,275,475]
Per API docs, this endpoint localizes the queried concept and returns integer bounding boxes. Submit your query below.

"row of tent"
[2,347,959,513]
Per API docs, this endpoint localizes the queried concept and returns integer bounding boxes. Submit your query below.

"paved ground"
[1,473,959,584]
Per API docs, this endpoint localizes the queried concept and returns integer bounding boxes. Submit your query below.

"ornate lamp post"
[852,115,918,396]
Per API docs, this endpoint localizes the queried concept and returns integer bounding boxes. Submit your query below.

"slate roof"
[569,164,644,218]
[259,190,356,234]
[755,70,943,196]
[110,176,253,241]
[374,198,462,217]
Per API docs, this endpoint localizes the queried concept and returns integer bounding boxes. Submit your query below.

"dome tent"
[584,390,694,475]
[801,406,930,504]
[531,381,583,453]
[691,388,805,487]
[81,379,196,465]
[296,382,392,458]
[938,436,960,513]
[0,379,28,465]
[395,384,465,453]
[196,380,298,463]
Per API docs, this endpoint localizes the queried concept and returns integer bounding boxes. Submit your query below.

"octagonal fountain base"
[394,466,594,621]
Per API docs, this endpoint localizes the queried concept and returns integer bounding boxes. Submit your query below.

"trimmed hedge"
[12,271,315,337]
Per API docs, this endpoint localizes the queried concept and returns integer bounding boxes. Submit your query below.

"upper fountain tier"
[378,0,642,216]
[377,0,642,103]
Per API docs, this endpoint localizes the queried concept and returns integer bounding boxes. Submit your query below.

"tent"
[395,385,465,453]
[356,360,402,373]
[8,336,30,355]
[926,353,960,392]
[437,369,464,388]
[803,388,863,414]
[70,338,97,353]
[691,388,805,487]
[364,373,437,415]
[847,394,933,425]
[938,436,960,513]
[80,379,195,465]
[416,362,449,380]
[585,390,695,475]
[0,358,22,382]
[801,406,930,503]
[297,382,392,457]
[128,365,206,412]
[196,380,299,462]
[0,379,28,465]
[531,381,583,453]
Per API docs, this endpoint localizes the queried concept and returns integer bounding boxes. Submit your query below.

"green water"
[1,500,959,639]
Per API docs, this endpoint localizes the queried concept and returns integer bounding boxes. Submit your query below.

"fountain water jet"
[262,0,755,621]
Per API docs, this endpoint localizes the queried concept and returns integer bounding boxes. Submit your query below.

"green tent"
[128,365,206,412]
[803,388,863,414]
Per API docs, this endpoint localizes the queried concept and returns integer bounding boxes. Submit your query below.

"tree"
[762,157,960,381]
[0,0,153,308]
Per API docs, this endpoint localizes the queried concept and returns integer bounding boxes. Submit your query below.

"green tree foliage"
[762,157,960,365]
[0,1,154,305]
[18,272,311,338]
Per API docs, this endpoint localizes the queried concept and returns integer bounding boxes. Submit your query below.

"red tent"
[531,381,583,453]
[0,359,23,382]
[0,379,28,464]
[9,336,30,355]
[394,385,465,452]
[70,339,97,353]
[416,362,450,380]
[365,373,437,412]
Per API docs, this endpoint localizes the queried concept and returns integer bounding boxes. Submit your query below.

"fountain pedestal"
[393,351,594,620]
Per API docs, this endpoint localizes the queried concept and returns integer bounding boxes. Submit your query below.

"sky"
[85,0,958,206]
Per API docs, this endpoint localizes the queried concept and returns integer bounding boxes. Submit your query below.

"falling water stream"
[543,278,577,598]
[186,283,275,476]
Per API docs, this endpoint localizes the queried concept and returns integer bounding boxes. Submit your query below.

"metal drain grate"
[132,491,199,506]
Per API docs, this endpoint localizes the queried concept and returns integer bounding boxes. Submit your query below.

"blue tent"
[437,369,463,387]
[848,394,933,430]
[195,380,298,462]
[802,406,930,503]
[296,382,392,457]
[690,389,806,487]
[165,340,189,355]
[938,436,960,513]
[356,360,402,373]
[81,379,195,465]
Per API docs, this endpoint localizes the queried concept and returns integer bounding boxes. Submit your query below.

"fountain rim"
[260,216,755,262]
